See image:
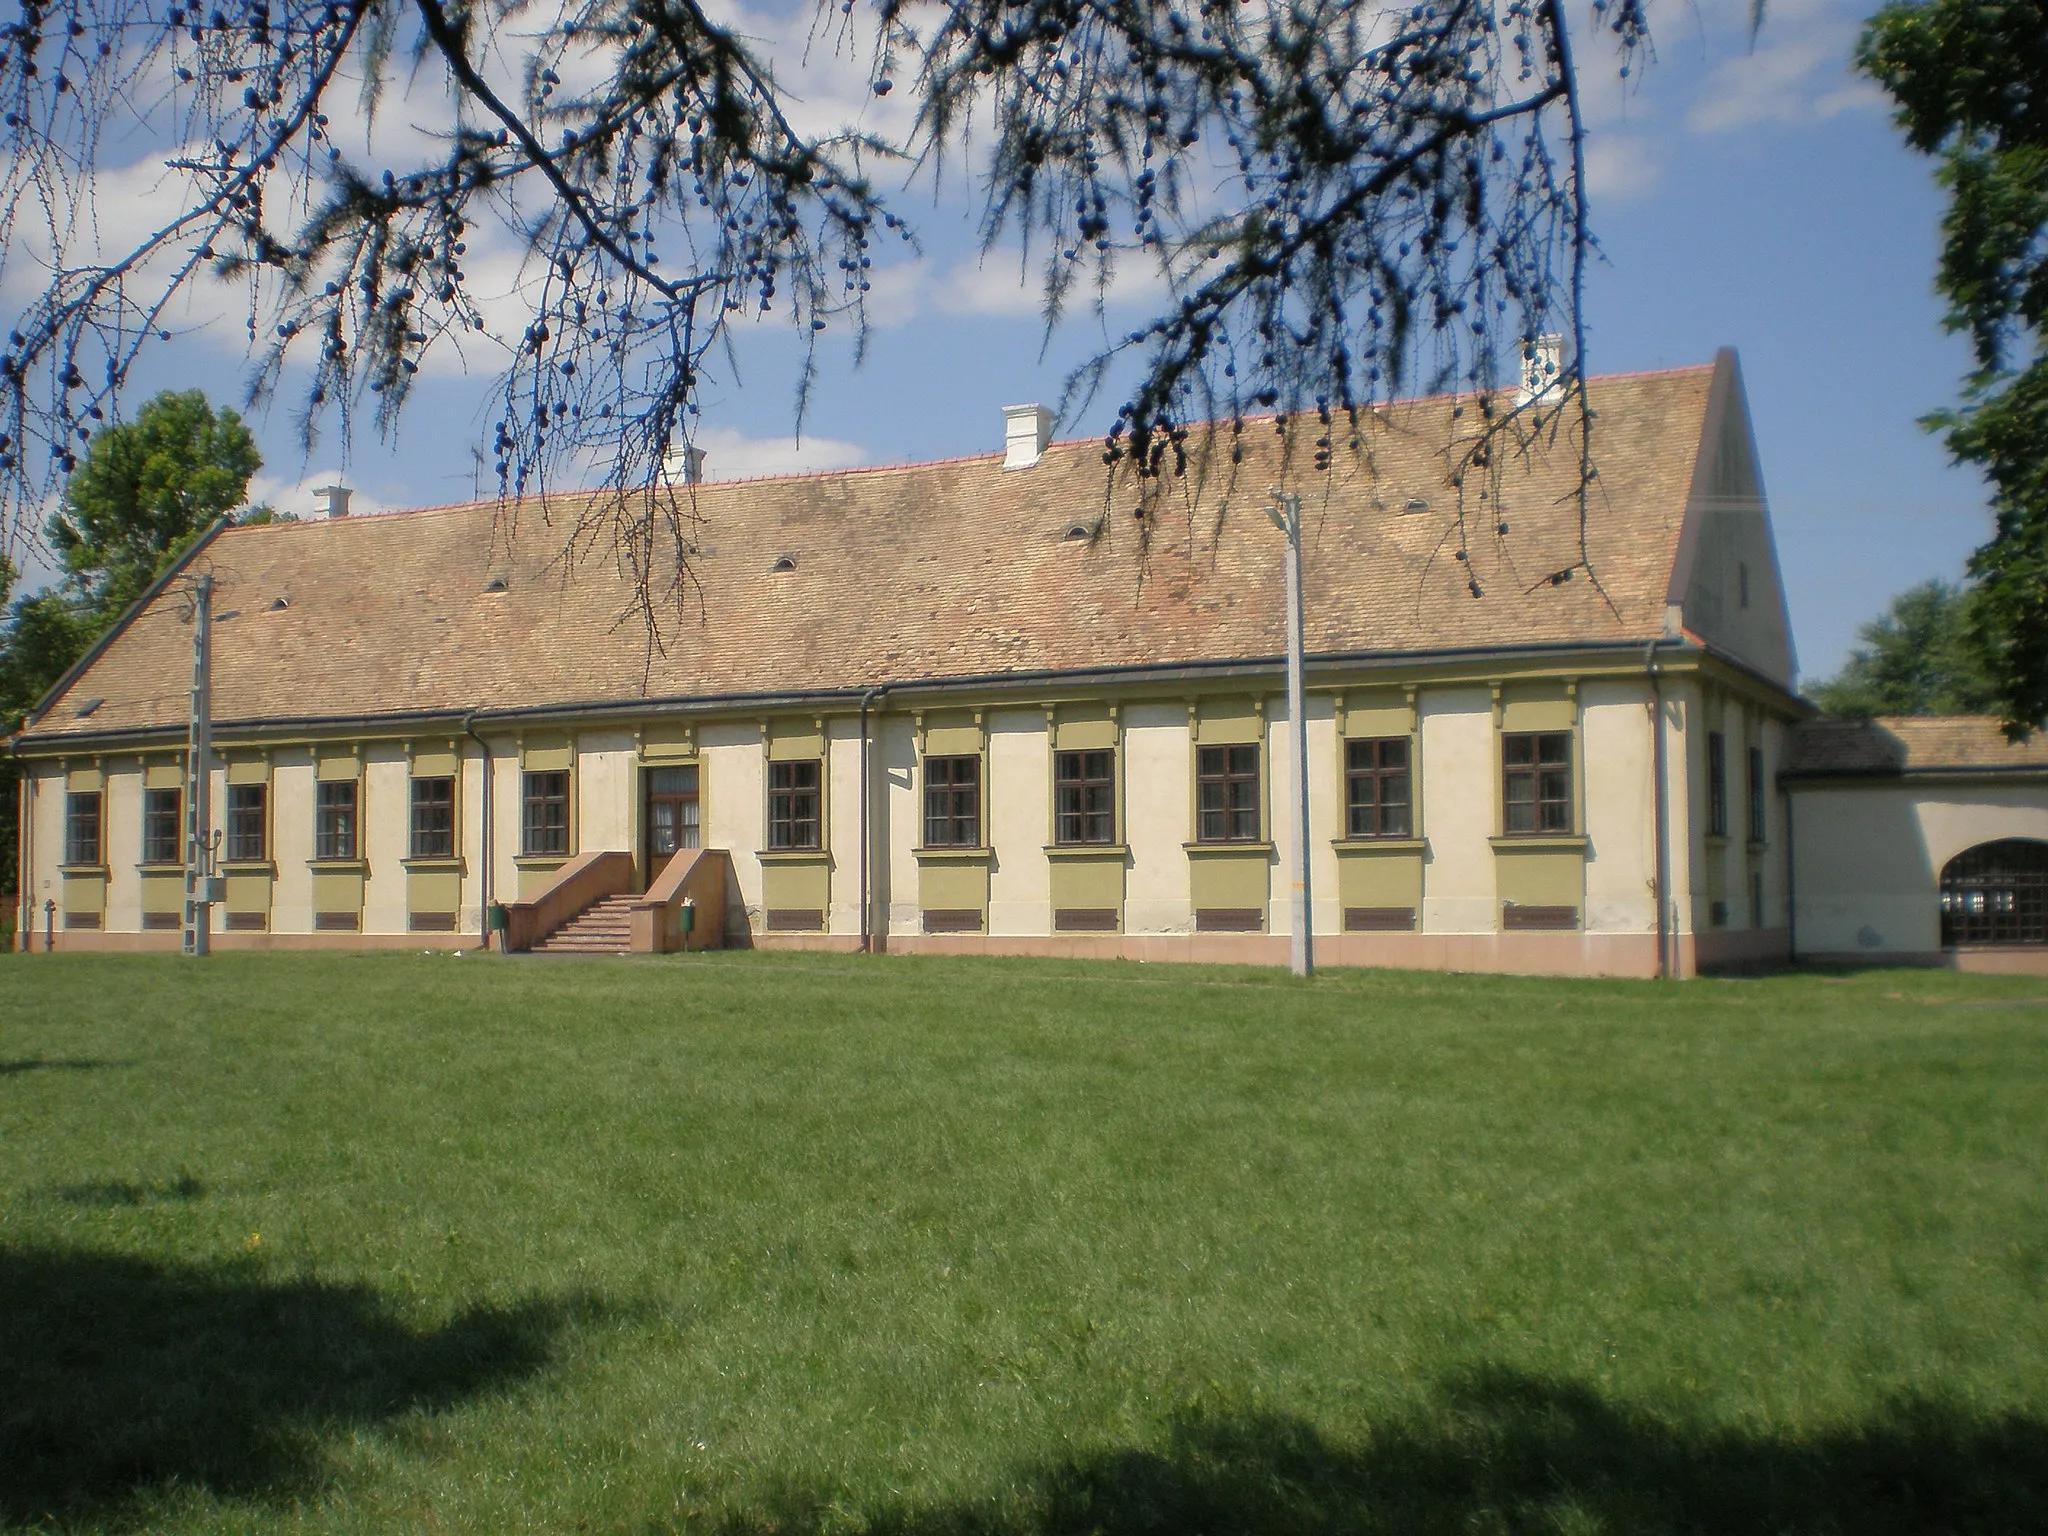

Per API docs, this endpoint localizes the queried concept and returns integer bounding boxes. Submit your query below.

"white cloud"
[864,249,1167,330]
[246,469,406,520]
[1584,136,1661,201]
[683,424,869,480]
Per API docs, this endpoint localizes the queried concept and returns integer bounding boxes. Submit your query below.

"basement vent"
[769,555,797,573]
[74,697,103,719]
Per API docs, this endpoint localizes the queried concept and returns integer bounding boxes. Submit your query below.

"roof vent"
[314,483,352,519]
[1062,518,1101,543]
[75,697,103,719]
[268,595,291,611]
[1403,497,1432,515]
[769,555,797,574]
[1003,403,1054,470]
[483,574,510,594]
[1518,334,1564,407]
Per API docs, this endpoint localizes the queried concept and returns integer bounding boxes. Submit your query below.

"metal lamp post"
[1267,491,1313,978]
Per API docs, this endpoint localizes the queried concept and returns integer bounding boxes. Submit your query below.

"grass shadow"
[0,1245,585,1526]
[732,1367,2048,1535]
[49,1172,207,1207]
[0,1057,127,1077]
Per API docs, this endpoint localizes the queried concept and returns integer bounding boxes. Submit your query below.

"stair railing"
[501,850,636,952]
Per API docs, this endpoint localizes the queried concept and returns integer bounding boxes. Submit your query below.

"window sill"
[1746,840,1769,856]
[58,863,109,876]
[1488,834,1589,852]
[308,858,368,872]
[1183,840,1274,855]
[1044,843,1128,859]
[1704,833,1731,847]
[219,859,277,875]
[914,845,992,862]
[757,848,831,864]
[136,861,184,874]
[1331,838,1427,854]
[512,853,572,869]
[401,856,465,872]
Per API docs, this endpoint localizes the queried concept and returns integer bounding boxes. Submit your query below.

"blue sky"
[16,0,1990,684]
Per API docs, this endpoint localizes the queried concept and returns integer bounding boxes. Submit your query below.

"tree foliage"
[48,388,262,623]
[1858,0,2048,735]
[0,0,1646,635]
[1806,578,1999,719]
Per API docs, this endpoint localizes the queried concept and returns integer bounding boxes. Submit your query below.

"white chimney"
[681,446,707,485]
[1518,335,1565,407]
[1003,403,1054,470]
[315,484,352,519]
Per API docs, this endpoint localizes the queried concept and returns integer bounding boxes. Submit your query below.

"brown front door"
[644,765,700,881]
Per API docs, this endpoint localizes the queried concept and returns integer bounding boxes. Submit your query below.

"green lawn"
[3,951,2046,1534]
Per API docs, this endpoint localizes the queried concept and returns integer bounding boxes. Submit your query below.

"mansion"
[12,350,2047,974]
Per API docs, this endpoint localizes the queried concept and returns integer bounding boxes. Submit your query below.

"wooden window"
[923,756,981,847]
[1501,732,1572,835]
[1747,746,1766,844]
[1707,731,1728,838]
[767,760,821,850]
[1055,749,1115,845]
[142,787,181,864]
[1345,737,1412,838]
[315,779,359,861]
[411,776,455,858]
[225,783,267,862]
[65,791,102,865]
[1196,744,1261,842]
[521,770,569,856]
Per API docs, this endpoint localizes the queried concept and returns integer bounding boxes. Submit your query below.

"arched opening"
[1939,839,2048,947]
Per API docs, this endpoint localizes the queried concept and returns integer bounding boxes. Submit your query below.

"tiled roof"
[1785,716,2048,777]
[21,364,1718,742]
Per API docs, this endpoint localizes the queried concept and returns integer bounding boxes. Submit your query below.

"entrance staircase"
[530,893,637,955]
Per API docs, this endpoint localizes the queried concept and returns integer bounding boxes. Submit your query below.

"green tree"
[1807,578,2000,718]
[46,390,262,627]
[1858,0,2048,735]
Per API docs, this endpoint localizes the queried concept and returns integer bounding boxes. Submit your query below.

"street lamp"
[1267,490,1313,979]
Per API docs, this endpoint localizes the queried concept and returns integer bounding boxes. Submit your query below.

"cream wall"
[1419,688,1494,934]
[363,747,410,934]
[1793,782,2048,956]
[1581,679,1657,935]
[698,720,763,930]
[826,719,865,933]
[1123,701,1193,934]
[878,715,919,937]
[1273,696,1343,938]
[272,751,314,931]
[988,709,1052,935]
[102,766,142,931]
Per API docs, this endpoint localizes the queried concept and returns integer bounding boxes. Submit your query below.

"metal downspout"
[462,711,493,951]
[1783,790,1797,963]
[1646,638,1671,980]
[858,684,891,953]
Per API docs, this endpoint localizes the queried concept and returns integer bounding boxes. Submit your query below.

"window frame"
[921,754,982,849]
[1344,735,1414,840]
[410,775,457,859]
[766,759,822,851]
[1195,742,1262,843]
[1500,730,1573,837]
[65,790,103,866]
[142,786,182,865]
[314,778,360,862]
[520,769,570,857]
[1054,748,1116,846]
[1706,730,1729,839]
[224,782,268,863]
[1746,744,1767,845]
